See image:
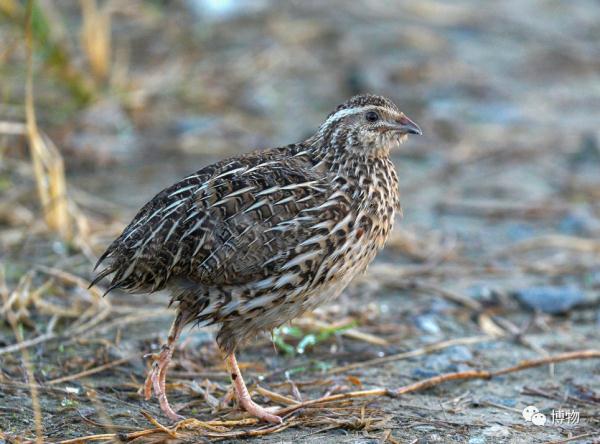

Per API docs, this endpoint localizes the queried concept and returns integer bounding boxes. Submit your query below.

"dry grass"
[24,0,72,240]
[80,0,112,81]
[0,269,44,443]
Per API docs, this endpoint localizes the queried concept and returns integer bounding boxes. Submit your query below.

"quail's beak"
[394,114,422,136]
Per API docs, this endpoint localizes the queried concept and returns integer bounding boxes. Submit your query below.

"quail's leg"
[144,310,185,421]
[225,353,283,424]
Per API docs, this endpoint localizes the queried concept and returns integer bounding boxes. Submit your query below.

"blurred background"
[1,1,599,442]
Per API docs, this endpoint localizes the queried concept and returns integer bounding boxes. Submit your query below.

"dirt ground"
[1,1,599,443]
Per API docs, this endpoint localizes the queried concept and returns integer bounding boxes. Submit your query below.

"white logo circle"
[522,405,539,421]
[531,412,547,426]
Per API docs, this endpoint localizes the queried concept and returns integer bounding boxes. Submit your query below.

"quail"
[93,94,422,423]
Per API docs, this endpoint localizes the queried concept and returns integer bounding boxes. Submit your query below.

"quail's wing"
[187,164,350,287]
[93,148,349,293]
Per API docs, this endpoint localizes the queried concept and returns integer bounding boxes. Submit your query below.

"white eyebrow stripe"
[320,105,377,129]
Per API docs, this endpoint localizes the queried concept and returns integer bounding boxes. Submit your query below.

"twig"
[379,429,401,444]
[356,263,440,285]
[46,356,136,385]
[0,331,59,356]
[278,371,491,416]
[175,418,259,429]
[407,280,483,311]
[201,420,297,438]
[56,433,117,443]
[495,234,600,257]
[493,350,600,376]
[173,418,230,433]
[393,370,491,396]
[140,410,178,438]
[435,199,570,220]
[37,266,106,307]
[255,385,300,406]
[328,335,492,374]
[76,309,171,339]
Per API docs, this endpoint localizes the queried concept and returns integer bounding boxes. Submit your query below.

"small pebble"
[468,436,486,444]
[483,425,511,438]
[558,208,600,235]
[513,286,585,314]
[442,345,473,361]
[412,368,440,379]
[468,284,495,302]
[569,132,600,166]
[413,314,441,335]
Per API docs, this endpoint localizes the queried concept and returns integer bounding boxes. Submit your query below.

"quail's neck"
[304,136,393,180]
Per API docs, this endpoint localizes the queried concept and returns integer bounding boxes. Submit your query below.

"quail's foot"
[226,353,283,424]
[144,346,183,421]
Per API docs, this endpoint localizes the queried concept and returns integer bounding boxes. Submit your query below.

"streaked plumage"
[93,94,422,423]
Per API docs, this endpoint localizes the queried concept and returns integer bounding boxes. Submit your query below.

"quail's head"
[315,94,422,157]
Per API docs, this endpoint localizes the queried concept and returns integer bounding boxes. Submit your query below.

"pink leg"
[144,311,186,421]
[225,353,283,424]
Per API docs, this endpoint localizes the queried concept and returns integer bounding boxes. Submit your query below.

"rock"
[513,286,585,314]
[430,298,455,313]
[415,345,474,378]
[423,354,451,372]
[483,425,511,438]
[413,314,441,335]
[569,132,600,167]
[558,208,600,235]
[411,368,440,379]
[443,345,474,361]
[185,0,269,22]
[423,346,473,370]
[506,223,535,242]
[468,284,495,303]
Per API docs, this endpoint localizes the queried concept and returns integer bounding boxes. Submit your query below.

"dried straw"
[80,0,112,81]
[25,0,72,240]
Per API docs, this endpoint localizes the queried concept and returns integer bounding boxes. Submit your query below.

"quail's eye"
[365,111,379,122]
